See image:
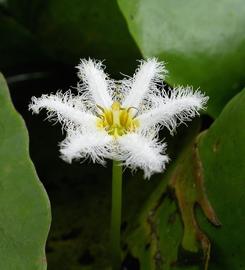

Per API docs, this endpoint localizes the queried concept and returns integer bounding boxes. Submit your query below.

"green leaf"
[0,73,51,269]
[124,89,245,269]
[118,0,245,117]
[197,88,245,269]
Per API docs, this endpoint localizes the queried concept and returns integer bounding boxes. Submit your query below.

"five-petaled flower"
[29,59,208,178]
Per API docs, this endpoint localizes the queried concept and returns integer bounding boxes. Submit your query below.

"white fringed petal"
[77,59,113,108]
[29,91,97,131]
[117,133,169,179]
[30,58,209,178]
[122,58,167,110]
[60,130,113,165]
[137,87,209,133]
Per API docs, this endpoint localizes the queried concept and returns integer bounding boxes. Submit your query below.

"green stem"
[111,160,123,270]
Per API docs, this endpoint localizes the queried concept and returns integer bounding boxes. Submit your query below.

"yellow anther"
[96,102,139,137]
[111,101,121,111]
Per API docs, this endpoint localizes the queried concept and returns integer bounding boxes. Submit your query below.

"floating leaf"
[197,88,245,269]
[118,0,245,117]
[0,73,51,269]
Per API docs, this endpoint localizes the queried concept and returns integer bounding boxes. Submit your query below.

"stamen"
[127,107,138,113]
[96,102,139,137]
[127,107,139,118]
[96,104,105,112]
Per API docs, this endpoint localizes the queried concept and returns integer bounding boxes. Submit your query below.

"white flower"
[29,58,208,178]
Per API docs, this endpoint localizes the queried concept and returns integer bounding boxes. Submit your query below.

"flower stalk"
[111,160,123,270]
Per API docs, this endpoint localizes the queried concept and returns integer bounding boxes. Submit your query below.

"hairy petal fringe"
[59,131,113,165]
[137,87,209,133]
[122,58,168,110]
[29,91,97,131]
[77,58,113,108]
[117,133,169,179]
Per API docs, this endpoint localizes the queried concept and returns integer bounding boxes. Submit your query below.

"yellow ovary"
[96,102,139,137]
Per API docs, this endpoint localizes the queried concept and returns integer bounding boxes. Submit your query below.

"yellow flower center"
[96,102,139,137]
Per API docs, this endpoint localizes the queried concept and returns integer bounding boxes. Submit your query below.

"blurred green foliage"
[0,0,244,269]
